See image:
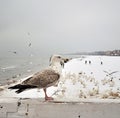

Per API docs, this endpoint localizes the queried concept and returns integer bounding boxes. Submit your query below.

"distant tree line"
[67,50,120,56]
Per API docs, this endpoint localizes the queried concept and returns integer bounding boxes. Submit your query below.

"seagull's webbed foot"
[45,96,54,101]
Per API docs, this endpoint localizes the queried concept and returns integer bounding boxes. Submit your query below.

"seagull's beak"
[64,58,72,63]
[60,58,69,68]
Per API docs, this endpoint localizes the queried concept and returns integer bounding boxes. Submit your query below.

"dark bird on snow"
[8,55,70,101]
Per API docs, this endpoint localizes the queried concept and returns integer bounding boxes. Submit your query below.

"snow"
[0,56,120,101]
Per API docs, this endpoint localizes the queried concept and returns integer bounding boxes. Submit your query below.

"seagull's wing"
[103,70,109,74]
[22,69,60,88]
[109,71,118,75]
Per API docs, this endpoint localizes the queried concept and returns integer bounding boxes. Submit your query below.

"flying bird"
[8,55,70,101]
[28,43,31,47]
[13,51,17,54]
[103,70,118,75]
[9,51,17,54]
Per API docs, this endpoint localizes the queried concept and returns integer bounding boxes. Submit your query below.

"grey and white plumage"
[8,55,70,100]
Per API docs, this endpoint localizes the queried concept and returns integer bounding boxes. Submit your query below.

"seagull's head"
[49,55,71,68]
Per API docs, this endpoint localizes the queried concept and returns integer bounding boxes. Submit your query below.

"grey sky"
[0,0,120,57]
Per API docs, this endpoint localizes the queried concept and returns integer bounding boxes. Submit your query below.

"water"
[0,54,80,85]
[0,56,49,85]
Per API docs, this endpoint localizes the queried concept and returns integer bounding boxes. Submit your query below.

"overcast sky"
[0,0,120,57]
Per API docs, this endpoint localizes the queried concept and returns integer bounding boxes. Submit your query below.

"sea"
[0,55,50,85]
[0,54,77,85]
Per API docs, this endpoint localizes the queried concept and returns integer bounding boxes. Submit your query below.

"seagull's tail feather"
[8,84,37,93]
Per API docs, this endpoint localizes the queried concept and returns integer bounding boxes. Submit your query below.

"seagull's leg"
[43,88,54,101]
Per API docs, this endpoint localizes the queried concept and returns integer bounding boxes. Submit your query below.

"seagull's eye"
[57,56,61,58]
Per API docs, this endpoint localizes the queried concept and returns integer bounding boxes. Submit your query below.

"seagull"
[10,51,17,54]
[103,70,118,76]
[13,51,17,54]
[28,43,31,47]
[8,51,17,54]
[8,55,70,101]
